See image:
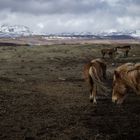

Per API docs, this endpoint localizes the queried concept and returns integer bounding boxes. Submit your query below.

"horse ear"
[114,70,120,78]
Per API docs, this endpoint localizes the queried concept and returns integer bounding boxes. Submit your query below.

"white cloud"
[117,16,140,29]
[37,23,44,29]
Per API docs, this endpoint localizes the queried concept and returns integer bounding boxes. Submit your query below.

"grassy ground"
[0,43,140,140]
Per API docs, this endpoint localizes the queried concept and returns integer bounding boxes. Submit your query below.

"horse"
[101,47,117,58]
[83,58,108,104]
[117,45,131,49]
[112,63,140,104]
[116,45,131,57]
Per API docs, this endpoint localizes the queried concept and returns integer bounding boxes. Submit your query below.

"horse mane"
[114,63,140,94]
[115,63,140,75]
[91,58,105,64]
[127,63,140,72]
[115,63,135,73]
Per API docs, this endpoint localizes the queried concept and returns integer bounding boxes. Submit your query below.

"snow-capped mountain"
[0,24,33,38]
[131,30,140,38]
[48,30,140,39]
[93,29,140,39]
[95,30,139,37]
[0,24,140,39]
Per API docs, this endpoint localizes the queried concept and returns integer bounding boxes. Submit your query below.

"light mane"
[116,63,135,74]
[91,58,105,64]
[115,63,140,94]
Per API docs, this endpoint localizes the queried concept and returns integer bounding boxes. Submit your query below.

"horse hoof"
[93,102,97,104]
[90,99,93,103]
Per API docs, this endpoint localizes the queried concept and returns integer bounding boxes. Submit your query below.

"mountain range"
[0,24,32,38]
[0,24,140,39]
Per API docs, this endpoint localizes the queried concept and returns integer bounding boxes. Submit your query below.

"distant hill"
[0,24,140,40]
[44,30,140,40]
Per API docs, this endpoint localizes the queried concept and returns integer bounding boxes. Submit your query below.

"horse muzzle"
[112,96,118,103]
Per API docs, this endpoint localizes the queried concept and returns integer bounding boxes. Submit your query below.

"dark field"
[0,43,140,140]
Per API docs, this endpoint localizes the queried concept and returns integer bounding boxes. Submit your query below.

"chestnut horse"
[116,45,131,57]
[101,47,117,58]
[112,63,140,104]
[83,58,108,104]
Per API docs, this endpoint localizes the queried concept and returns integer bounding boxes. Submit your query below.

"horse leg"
[103,53,105,58]
[123,51,126,57]
[101,52,105,58]
[103,65,107,80]
[92,84,97,104]
[109,52,113,58]
[89,87,93,102]
[88,76,93,102]
[125,50,129,57]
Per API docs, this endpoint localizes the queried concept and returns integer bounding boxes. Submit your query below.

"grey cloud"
[0,0,119,15]
[0,0,139,33]
[0,0,139,17]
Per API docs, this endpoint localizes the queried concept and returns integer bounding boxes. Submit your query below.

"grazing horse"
[83,58,107,104]
[101,47,117,58]
[116,45,131,57]
[112,63,140,104]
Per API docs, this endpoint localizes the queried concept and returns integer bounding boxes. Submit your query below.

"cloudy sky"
[0,0,140,33]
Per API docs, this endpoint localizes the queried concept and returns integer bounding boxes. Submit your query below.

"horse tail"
[88,66,110,95]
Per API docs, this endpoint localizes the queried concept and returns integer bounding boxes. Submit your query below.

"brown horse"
[83,58,107,104]
[112,63,140,104]
[116,45,131,57]
[101,47,117,58]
